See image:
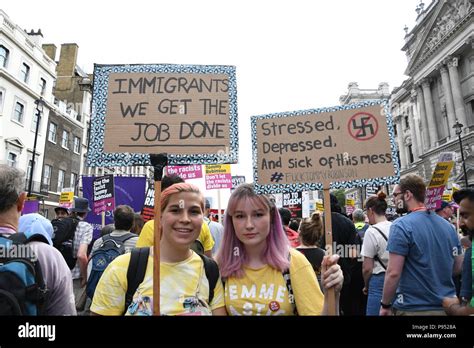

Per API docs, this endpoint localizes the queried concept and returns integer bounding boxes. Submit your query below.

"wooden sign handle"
[323,187,337,315]
[150,154,168,316]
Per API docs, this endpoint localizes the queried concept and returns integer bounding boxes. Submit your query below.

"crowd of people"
[0,163,472,316]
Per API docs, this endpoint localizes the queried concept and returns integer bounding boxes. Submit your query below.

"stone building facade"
[392,0,474,188]
[0,10,56,197]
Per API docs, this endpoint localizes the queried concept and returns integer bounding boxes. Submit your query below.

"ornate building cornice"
[407,0,473,76]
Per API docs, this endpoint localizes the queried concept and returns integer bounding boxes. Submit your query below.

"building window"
[7,152,17,167]
[13,102,24,123]
[48,122,57,143]
[70,173,77,194]
[61,130,69,149]
[0,45,9,68]
[393,124,397,136]
[404,116,409,128]
[20,63,30,83]
[43,164,52,191]
[73,136,81,154]
[39,78,46,96]
[57,169,65,192]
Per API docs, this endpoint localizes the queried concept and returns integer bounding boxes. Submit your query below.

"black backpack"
[51,217,79,269]
[0,232,49,315]
[123,247,219,314]
[86,233,136,299]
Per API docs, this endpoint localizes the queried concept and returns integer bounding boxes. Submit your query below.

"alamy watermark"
[325,242,363,261]
[18,322,55,341]
[0,244,38,261]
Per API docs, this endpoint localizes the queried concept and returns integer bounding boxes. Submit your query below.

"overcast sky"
[3,0,421,204]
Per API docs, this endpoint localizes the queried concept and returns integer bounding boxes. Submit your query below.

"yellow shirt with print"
[90,250,225,316]
[225,249,324,316]
[137,219,214,252]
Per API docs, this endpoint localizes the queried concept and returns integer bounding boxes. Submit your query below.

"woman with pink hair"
[216,184,343,315]
[91,183,226,316]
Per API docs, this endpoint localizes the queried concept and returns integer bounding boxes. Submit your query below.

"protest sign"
[283,191,303,218]
[206,164,232,190]
[425,153,454,210]
[316,200,324,211]
[93,175,115,215]
[231,175,246,190]
[22,200,39,215]
[366,186,380,197]
[251,100,399,194]
[141,186,155,222]
[167,165,202,180]
[82,176,146,239]
[251,100,398,315]
[345,198,355,215]
[59,191,74,209]
[87,64,238,167]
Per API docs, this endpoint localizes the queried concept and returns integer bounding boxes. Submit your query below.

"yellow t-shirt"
[136,219,214,252]
[90,250,225,316]
[225,249,324,316]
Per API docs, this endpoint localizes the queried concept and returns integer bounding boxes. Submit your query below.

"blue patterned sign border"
[251,100,400,194]
[86,64,238,167]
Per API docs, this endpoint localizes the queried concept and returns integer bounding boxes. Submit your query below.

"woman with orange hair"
[90,183,226,316]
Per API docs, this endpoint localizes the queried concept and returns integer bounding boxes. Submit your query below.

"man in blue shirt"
[380,175,463,315]
[444,188,474,315]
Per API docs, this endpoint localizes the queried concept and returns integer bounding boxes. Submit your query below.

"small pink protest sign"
[167,165,203,180]
[205,164,232,190]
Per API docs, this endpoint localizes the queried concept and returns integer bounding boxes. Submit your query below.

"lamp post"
[453,119,469,188]
[27,98,44,197]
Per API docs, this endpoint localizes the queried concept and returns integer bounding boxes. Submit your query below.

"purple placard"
[167,165,203,180]
[82,176,146,239]
[22,200,39,215]
[425,186,445,211]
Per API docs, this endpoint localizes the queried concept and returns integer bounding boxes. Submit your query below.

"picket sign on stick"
[87,63,239,316]
[150,154,168,316]
[251,100,400,316]
[322,187,336,315]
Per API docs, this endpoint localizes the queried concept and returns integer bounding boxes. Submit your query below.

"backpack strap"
[8,232,50,245]
[283,253,298,315]
[124,247,149,315]
[102,232,136,246]
[371,226,388,270]
[197,253,219,304]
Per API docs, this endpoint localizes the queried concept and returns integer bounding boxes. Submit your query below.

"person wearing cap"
[19,213,54,246]
[435,201,454,222]
[54,206,69,219]
[70,196,93,312]
[204,199,224,256]
[0,164,76,315]
[443,188,474,315]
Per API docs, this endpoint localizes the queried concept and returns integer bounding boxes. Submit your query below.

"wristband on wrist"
[380,301,392,309]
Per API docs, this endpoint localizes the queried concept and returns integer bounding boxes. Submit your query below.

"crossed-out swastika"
[347,112,379,141]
